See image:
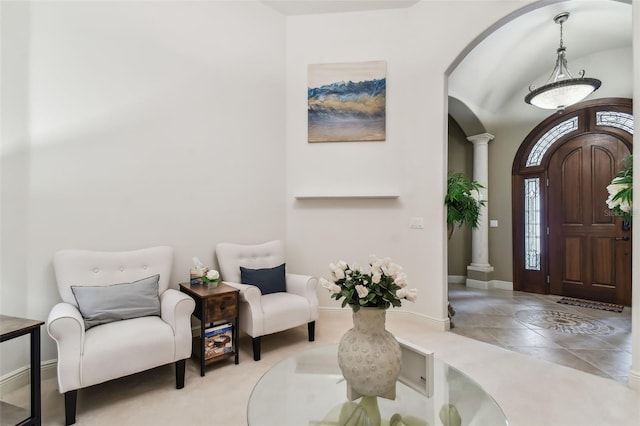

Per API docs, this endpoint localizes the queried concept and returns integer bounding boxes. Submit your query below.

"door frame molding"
[512,98,633,295]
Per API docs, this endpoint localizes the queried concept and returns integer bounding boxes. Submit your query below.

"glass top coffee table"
[248,344,508,426]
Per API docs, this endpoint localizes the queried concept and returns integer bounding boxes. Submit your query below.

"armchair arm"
[286,273,319,298]
[286,274,320,321]
[160,289,195,361]
[222,281,264,337]
[46,302,85,392]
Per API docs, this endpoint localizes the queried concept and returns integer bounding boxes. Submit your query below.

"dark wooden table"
[0,314,44,426]
[179,283,239,376]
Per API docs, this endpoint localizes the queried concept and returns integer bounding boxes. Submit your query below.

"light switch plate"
[409,217,424,229]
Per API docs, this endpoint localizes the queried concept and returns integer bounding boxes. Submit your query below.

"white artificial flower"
[371,262,382,275]
[383,263,402,277]
[404,288,418,302]
[606,194,620,209]
[607,182,630,196]
[368,254,378,264]
[382,257,392,267]
[329,263,338,272]
[394,273,408,288]
[337,260,348,270]
[320,277,342,294]
[372,272,382,284]
[620,200,632,213]
[396,288,417,302]
[206,270,220,280]
[333,268,345,280]
[355,284,369,298]
[359,264,371,275]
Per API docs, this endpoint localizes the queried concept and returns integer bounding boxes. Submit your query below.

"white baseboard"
[628,368,640,391]
[0,359,57,397]
[447,275,466,284]
[489,280,513,290]
[466,279,513,290]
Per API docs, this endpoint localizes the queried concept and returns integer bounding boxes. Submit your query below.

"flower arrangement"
[606,155,633,222]
[202,269,220,285]
[320,255,417,312]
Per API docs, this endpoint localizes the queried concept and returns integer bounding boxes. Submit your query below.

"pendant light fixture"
[525,12,601,111]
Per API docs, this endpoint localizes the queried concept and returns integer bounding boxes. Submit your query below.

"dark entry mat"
[557,297,623,313]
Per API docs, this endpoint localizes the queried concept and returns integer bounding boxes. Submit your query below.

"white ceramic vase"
[337,307,402,400]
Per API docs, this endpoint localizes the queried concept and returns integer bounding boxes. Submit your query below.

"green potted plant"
[445,172,486,239]
[606,155,632,223]
[445,172,486,327]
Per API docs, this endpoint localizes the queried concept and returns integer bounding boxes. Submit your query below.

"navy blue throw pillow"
[240,263,286,295]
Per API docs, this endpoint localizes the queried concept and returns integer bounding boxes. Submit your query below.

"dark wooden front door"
[512,98,633,305]
[547,133,631,305]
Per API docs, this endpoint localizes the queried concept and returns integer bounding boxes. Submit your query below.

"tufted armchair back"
[53,246,173,307]
[215,239,318,361]
[216,240,285,283]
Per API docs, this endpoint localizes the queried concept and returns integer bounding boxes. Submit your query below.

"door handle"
[615,236,630,241]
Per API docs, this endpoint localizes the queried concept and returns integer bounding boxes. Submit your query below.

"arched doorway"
[512,98,633,305]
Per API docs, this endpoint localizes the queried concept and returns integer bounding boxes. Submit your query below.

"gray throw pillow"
[71,274,161,329]
[240,263,286,295]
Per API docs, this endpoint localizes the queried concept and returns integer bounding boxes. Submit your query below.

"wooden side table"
[0,314,44,426]
[179,283,239,376]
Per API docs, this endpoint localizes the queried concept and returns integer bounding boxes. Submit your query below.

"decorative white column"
[466,133,494,287]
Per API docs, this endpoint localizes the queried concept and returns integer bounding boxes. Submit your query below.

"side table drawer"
[207,294,237,322]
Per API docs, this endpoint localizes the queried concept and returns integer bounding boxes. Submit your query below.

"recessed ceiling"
[449,0,632,122]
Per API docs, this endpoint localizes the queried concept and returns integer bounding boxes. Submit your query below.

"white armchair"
[46,246,195,425]
[215,240,319,361]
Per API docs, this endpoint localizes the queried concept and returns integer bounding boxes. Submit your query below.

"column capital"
[466,133,495,145]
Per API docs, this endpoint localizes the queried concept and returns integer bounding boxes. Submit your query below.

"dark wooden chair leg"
[308,321,316,341]
[252,336,261,361]
[175,359,186,389]
[64,390,78,426]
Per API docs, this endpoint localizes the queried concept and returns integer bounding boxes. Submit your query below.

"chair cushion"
[71,274,161,329]
[240,263,286,295]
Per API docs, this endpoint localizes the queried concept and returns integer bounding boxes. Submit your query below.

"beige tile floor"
[2,308,639,425]
[448,283,633,383]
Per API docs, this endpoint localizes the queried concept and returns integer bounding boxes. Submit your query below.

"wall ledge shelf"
[294,192,400,200]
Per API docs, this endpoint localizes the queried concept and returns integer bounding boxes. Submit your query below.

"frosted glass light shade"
[525,78,601,110]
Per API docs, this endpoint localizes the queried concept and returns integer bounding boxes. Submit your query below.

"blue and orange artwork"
[308,61,386,142]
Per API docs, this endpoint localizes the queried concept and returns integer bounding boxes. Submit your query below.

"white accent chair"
[215,240,319,361]
[46,246,195,425]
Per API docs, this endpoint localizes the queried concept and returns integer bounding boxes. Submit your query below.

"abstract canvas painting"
[308,61,386,142]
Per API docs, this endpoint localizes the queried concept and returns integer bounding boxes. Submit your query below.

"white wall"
[6,0,635,388]
[284,2,526,326]
[1,1,286,375]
